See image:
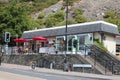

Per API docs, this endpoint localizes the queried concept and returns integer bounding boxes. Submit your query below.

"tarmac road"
[0,71,46,80]
[0,63,120,80]
[0,68,102,80]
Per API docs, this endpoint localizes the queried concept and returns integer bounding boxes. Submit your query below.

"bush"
[44,11,65,27]
[57,19,77,26]
[63,0,74,6]
[73,8,84,17]
[38,13,45,19]
[94,39,108,52]
[75,15,87,23]
[104,10,117,18]
[44,17,57,28]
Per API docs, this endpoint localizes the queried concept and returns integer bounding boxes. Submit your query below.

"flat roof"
[22,21,119,39]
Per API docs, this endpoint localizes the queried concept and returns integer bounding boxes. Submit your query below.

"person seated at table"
[18,46,22,53]
[24,46,29,53]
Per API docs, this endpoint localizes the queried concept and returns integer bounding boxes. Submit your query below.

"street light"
[65,0,68,57]
[63,0,69,72]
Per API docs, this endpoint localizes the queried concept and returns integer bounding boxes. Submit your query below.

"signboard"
[39,47,48,53]
[73,64,92,68]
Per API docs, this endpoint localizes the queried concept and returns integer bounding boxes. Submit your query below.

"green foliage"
[105,18,120,32]
[63,0,74,6]
[0,0,34,44]
[75,15,87,23]
[35,19,45,28]
[73,8,84,16]
[104,10,117,18]
[67,19,77,24]
[45,17,57,28]
[54,11,65,22]
[0,0,61,44]
[94,39,108,52]
[103,10,120,32]
[18,0,60,13]
[38,13,45,19]
[57,19,77,26]
[73,8,86,23]
[44,11,65,28]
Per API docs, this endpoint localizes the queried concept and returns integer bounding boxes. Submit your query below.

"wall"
[103,34,116,55]
[94,32,101,42]
[94,32,116,55]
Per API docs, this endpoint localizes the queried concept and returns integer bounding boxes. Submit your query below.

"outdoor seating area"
[0,36,52,55]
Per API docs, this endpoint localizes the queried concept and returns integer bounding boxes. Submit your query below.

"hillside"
[77,0,120,20]
[0,0,120,42]
[0,0,120,20]
[31,0,120,21]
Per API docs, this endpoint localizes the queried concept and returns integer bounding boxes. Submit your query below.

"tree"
[0,0,33,44]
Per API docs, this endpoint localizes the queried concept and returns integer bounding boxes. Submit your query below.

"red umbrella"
[13,38,28,43]
[32,36,47,41]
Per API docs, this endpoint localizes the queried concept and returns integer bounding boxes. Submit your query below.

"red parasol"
[13,38,28,43]
[32,36,47,41]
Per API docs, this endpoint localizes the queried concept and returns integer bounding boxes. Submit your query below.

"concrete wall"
[94,32,116,55]
[94,32,101,42]
[103,34,116,55]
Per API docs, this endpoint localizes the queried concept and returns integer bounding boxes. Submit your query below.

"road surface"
[0,70,45,80]
[0,68,107,80]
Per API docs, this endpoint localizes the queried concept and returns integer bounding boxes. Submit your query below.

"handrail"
[85,44,120,74]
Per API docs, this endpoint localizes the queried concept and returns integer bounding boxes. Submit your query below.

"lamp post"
[63,0,69,72]
[65,0,68,57]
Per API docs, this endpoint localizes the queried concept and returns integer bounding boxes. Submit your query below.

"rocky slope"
[76,0,120,20]
[33,0,120,21]
[1,0,120,20]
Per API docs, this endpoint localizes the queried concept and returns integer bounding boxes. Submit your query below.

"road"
[0,68,107,80]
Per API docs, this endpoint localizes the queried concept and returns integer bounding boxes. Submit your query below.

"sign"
[73,64,92,68]
[39,47,47,53]
[39,47,55,54]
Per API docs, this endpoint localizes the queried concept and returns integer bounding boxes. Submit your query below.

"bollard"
[50,62,53,69]
[31,61,36,69]
[64,63,68,72]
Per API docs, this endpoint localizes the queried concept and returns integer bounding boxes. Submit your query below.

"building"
[22,21,119,55]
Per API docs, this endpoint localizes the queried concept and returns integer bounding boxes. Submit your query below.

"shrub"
[38,13,45,19]
[104,10,117,18]
[73,8,84,17]
[75,15,87,23]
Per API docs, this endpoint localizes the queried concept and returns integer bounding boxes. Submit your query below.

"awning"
[13,38,28,43]
[32,36,47,41]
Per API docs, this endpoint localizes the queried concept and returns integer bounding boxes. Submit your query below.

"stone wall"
[2,54,67,67]
[1,54,99,74]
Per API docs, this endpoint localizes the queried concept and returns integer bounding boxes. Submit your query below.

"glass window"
[56,33,93,53]
[68,36,74,51]
[56,37,65,52]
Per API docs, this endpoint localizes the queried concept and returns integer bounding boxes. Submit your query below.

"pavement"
[0,63,120,80]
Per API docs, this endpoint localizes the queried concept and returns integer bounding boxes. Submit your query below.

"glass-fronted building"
[22,21,119,55]
[56,33,93,54]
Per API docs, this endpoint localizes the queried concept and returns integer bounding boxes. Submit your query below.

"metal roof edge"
[23,21,117,33]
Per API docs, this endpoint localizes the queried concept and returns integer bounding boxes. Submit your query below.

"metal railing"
[86,45,120,75]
